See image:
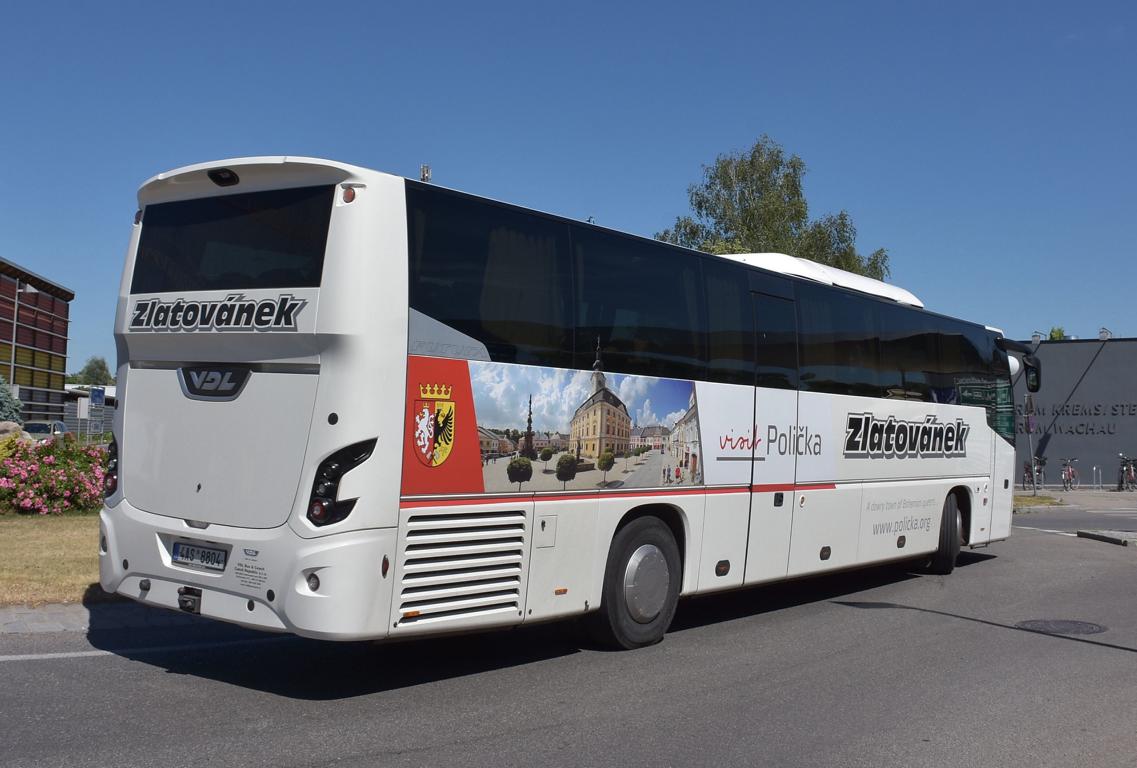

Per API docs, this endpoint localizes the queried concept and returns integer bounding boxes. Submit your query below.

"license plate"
[172,541,227,572]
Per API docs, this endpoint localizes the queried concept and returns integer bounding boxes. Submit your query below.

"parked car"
[22,420,71,444]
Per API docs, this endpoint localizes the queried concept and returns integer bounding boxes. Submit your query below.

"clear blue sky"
[1,1,1134,371]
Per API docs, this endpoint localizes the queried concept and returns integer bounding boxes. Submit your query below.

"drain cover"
[1015,619,1107,635]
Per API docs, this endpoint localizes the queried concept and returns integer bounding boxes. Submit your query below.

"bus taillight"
[308,498,330,523]
[306,438,377,527]
[104,436,118,498]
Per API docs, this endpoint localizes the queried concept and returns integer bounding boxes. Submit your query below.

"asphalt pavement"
[1014,488,1137,544]
[1,527,1135,768]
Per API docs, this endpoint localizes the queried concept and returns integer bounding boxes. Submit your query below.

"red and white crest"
[413,384,455,467]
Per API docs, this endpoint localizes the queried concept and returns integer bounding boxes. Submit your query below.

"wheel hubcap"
[623,544,670,624]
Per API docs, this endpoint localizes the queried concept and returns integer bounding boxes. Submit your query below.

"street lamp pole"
[1025,392,1037,496]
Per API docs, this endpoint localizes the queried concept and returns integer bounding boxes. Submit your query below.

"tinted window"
[945,325,1015,442]
[878,303,939,401]
[932,320,988,404]
[407,185,573,367]
[988,335,1015,442]
[797,283,879,397]
[574,227,705,380]
[705,260,753,385]
[755,292,798,390]
[132,185,334,293]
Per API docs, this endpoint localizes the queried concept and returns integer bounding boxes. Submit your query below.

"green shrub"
[506,457,533,491]
[0,434,21,461]
[555,453,578,489]
[597,451,615,485]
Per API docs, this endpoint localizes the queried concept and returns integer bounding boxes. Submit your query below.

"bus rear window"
[131,185,334,293]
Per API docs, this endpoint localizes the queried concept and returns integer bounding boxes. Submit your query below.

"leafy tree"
[555,453,578,490]
[506,457,532,491]
[68,356,115,385]
[1048,326,1066,341]
[657,135,890,280]
[0,376,22,424]
[539,446,554,470]
[597,451,615,486]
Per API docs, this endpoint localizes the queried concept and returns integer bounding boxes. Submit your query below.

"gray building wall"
[1012,338,1137,489]
[63,400,113,437]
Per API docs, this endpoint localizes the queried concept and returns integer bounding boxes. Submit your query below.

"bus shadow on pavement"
[83,606,585,700]
[668,550,996,634]
[81,552,997,699]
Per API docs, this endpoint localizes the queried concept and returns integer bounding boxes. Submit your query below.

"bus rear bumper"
[98,502,396,641]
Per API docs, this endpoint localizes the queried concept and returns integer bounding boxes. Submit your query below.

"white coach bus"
[100,156,1040,648]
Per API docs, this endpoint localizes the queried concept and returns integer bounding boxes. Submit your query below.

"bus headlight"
[306,438,377,527]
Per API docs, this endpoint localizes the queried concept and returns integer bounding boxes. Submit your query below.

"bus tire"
[924,493,962,575]
[588,516,681,650]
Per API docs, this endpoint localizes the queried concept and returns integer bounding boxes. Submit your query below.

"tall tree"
[657,135,890,280]
[1048,326,1066,341]
[68,356,115,385]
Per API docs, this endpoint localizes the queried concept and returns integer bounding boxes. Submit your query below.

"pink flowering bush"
[0,436,106,515]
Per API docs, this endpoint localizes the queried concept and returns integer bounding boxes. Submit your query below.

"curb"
[1076,530,1135,547]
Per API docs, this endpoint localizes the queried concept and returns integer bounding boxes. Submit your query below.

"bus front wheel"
[588,516,681,650]
[924,493,962,575]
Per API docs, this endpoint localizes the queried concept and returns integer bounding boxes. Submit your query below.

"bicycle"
[1060,457,1079,491]
[1120,454,1137,492]
[1022,455,1046,490]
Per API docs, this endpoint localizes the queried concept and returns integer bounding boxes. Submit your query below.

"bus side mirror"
[1024,355,1041,393]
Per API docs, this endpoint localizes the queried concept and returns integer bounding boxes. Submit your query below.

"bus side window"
[572,226,706,381]
[754,293,798,391]
[705,260,753,385]
[407,185,573,368]
[877,303,936,402]
[934,321,985,406]
[796,283,880,398]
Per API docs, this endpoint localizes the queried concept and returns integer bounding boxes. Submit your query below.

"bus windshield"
[131,184,335,293]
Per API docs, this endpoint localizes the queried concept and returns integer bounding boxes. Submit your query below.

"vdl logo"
[413,383,455,467]
[179,366,252,401]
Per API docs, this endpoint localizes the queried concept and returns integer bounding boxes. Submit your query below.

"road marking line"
[0,650,111,662]
[1014,526,1077,537]
[0,635,292,664]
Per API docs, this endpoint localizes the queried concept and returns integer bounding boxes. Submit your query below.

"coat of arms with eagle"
[413,383,455,467]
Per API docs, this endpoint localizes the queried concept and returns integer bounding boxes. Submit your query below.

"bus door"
[743,276,798,585]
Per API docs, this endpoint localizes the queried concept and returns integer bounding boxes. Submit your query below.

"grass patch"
[0,514,114,607]
[1013,493,1064,508]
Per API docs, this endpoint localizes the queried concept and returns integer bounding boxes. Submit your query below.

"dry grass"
[1012,493,1064,508]
[0,514,114,607]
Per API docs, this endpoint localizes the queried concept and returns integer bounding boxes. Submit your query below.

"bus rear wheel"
[588,516,681,650]
[924,493,962,575]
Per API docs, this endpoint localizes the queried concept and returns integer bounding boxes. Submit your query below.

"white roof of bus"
[140,156,371,188]
[717,252,924,308]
